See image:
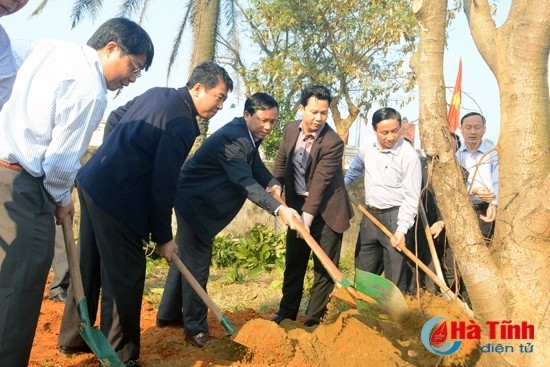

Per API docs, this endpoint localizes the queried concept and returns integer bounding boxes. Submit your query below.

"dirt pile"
[30,287,477,367]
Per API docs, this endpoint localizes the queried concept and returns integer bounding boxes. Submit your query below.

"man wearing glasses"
[0,17,154,367]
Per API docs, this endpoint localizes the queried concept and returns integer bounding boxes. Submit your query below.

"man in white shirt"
[345,107,421,292]
[0,18,155,367]
[456,112,499,243]
[0,0,30,109]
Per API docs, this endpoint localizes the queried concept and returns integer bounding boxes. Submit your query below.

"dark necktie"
[302,135,314,167]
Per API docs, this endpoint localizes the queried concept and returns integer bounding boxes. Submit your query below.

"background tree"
[222,0,417,141]
[411,0,550,365]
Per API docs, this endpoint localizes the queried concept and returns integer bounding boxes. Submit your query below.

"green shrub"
[212,224,287,282]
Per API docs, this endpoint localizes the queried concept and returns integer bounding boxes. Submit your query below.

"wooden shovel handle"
[355,202,455,294]
[171,253,225,322]
[273,194,344,282]
[417,202,447,288]
[61,216,86,304]
[353,200,473,315]
[272,194,374,304]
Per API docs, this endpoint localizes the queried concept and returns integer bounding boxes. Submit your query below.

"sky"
[2,0,510,147]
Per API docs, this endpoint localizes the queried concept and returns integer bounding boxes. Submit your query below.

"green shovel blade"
[76,300,123,367]
[354,269,410,323]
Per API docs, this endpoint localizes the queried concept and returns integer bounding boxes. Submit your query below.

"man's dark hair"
[372,107,401,130]
[450,131,461,149]
[460,111,486,125]
[300,84,332,106]
[186,62,234,92]
[244,93,278,115]
[87,17,154,71]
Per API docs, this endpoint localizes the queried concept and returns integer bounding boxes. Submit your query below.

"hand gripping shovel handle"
[272,194,375,305]
[353,199,474,316]
[171,253,237,334]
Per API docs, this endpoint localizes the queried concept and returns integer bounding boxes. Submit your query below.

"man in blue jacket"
[156,92,300,348]
[58,62,232,366]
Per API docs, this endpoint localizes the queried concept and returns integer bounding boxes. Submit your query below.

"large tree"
[222,0,417,140]
[411,0,550,366]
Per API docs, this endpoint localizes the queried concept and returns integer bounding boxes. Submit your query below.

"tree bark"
[413,0,550,365]
[464,0,550,365]
[190,0,221,70]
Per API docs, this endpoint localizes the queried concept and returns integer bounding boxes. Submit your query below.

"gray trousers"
[0,167,56,367]
[355,208,411,293]
[49,228,70,298]
[157,213,211,337]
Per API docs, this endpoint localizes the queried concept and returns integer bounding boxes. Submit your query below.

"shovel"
[170,253,252,359]
[273,194,410,323]
[61,216,123,367]
[171,253,236,334]
[352,200,474,317]
[418,201,451,301]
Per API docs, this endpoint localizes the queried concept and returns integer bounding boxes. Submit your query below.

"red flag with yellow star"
[447,59,462,133]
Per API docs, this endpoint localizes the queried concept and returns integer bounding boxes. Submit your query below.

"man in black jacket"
[156,92,300,348]
[58,62,232,365]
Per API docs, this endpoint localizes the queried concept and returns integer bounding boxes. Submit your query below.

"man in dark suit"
[58,62,232,365]
[271,85,353,327]
[156,92,300,347]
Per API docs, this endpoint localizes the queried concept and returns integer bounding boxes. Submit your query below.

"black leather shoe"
[185,332,212,348]
[49,291,67,303]
[303,319,320,328]
[156,317,184,328]
[59,345,91,356]
[124,360,141,367]
[271,314,285,324]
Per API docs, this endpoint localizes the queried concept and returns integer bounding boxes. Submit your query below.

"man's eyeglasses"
[126,55,142,78]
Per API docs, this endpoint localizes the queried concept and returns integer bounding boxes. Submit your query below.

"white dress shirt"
[456,140,499,205]
[0,25,17,110]
[0,38,107,206]
[345,136,421,234]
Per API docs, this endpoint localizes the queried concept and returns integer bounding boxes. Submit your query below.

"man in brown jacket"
[271,84,353,327]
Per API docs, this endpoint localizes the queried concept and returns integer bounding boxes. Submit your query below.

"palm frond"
[166,3,193,84]
[30,0,51,17]
[117,0,146,20]
[71,0,104,28]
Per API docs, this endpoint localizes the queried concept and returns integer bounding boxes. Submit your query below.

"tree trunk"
[189,0,221,152]
[412,0,550,365]
[190,0,220,70]
[464,0,550,365]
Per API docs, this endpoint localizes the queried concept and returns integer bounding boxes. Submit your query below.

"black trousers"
[355,208,410,293]
[157,213,211,337]
[277,201,342,324]
[59,187,146,363]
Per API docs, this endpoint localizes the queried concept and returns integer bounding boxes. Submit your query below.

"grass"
[143,249,356,315]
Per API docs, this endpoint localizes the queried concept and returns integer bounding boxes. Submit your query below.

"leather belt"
[0,160,23,172]
[364,205,398,214]
[472,202,489,211]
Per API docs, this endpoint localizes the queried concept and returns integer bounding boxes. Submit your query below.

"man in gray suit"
[271,85,353,327]
[156,92,300,347]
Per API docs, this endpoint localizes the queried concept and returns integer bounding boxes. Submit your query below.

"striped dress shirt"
[0,38,107,207]
[0,25,17,109]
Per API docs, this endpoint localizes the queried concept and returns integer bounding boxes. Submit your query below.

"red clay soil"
[30,287,478,367]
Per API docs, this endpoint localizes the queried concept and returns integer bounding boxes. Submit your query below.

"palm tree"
[32,0,239,143]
